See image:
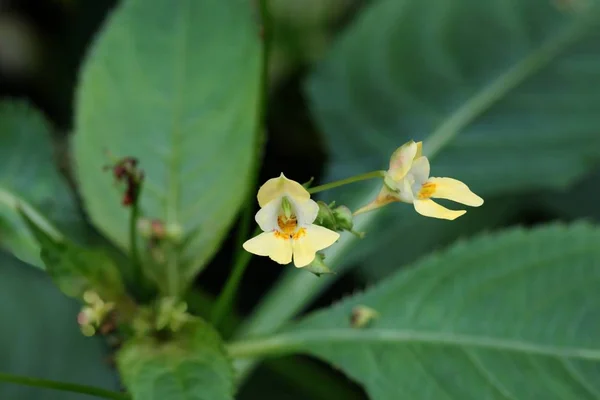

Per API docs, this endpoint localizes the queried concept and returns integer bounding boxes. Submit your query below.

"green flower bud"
[332,205,353,231]
[165,223,183,242]
[80,324,96,337]
[156,297,193,333]
[315,201,337,230]
[305,253,335,277]
[131,307,154,337]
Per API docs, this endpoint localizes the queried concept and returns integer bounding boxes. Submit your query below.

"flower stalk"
[307,170,386,194]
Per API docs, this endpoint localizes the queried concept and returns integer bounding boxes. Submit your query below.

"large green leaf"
[74,0,262,288]
[0,101,86,268]
[309,0,600,194]
[352,195,522,282]
[234,0,600,347]
[19,207,127,301]
[229,223,600,399]
[118,320,234,400]
[308,0,600,266]
[0,251,120,399]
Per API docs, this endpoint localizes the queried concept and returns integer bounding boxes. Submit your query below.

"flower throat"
[277,197,300,237]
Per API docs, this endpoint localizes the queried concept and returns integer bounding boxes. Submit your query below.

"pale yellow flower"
[243,173,340,267]
[355,140,483,220]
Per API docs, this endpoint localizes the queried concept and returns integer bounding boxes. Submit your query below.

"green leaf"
[230,223,600,399]
[307,0,600,266]
[309,0,600,194]
[0,251,120,399]
[20,207,126,300]
[233,0,600,346]
[74,0,262,288]
[354,195,521,282]
[118,319,234,400]
[0,101,86,268]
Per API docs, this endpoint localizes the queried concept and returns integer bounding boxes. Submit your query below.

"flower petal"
[409,156,430,187]
[306,224,340,251]
[415,141,423,159]
[388,140,418,181]
[397,177,415,203]
[413,199,466,220]
[254,197,281,231]
[427,177,484,207]
[292,235,316,268]
[354,185,399,215]
[292,198,320,226]
[243,232,293,264]
[257,173,310,207]
[292,225,339,267]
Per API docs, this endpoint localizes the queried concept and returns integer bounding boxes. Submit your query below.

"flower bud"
[156,297,192,332]
[165,223,183,242]
[314,201,337,231]
[80,324,96,337]
[350,305,379,328]
[305,253,335,277]
[132,307,153,337]
[77,291,115,337]
[332,205,353,231]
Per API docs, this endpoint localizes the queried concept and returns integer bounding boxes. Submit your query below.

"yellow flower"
[355,140,483,220]
[243,173,340,267]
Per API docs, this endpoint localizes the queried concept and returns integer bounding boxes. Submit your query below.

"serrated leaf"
[73,0,262,290]
[354,195,521,282]
[0,101,86,268]
[230,223,600,399]
[307,0,600,265]
[0,251,120,399]
[309,0,600,193]
[118,319,234,400]
[20,207,126,300]
[237,0,600,332]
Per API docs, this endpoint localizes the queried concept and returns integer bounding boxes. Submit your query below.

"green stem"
[129,183,142,282]
[307,170,386,195]
[211,225,261,328]
[0,372,129,400]
[232,17,591,381]
[210,0,272,328]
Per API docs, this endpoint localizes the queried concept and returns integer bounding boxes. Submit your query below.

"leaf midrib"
[0,185,63,243]
[424,10,599,158]
[164,0,189,296]
[234,7,600,384]
[238,8,600,343]
[228,328,600,361]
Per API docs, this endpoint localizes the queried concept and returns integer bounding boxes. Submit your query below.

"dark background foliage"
[1,0,597,399]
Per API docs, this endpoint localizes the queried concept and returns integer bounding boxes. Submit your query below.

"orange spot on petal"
[417,182,436,199]
[292,228,306,240]
[277,215,298,235]
[274,231,291,240]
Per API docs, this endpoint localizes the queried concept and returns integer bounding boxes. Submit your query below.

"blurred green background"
[1,0,599,399]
